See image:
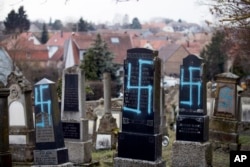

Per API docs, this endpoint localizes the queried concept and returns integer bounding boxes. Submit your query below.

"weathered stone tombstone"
[95,72,118,150]
[61,66,92,164]
[114,48,166,166]
[172,54,212,167]
[0,47,13,167]
[33,78,71,166]
[206,81,215,117]
[209,72,240,150]
[7,67,35,165]
[240,78,250,122]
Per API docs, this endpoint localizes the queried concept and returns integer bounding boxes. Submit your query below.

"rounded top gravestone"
[0,47,13,87]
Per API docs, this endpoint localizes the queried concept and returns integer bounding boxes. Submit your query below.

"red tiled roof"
[72,32,133,65]
[50,47,64,61]
[8,49,48,61]
[46,31,73,47]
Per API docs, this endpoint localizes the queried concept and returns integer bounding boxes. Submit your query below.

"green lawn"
[90,128,232,167]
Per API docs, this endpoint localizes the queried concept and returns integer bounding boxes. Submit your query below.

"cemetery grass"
[90,128,230,167]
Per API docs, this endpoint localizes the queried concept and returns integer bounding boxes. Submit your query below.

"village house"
[159,43,190,76]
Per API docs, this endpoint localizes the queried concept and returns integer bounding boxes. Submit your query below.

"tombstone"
[0,88,12,167]
[6,66,35,166]
[114,48,166,167]
[32,78,71,166]
[240,78,250,122]
[172,54,212,167]
[61,66,92,164]
[0,47,13,167]
[160,87,168,137]
[95,73,118,150]
[209,72,240,150]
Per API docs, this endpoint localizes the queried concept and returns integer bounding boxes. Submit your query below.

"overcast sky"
[0,0,213,25]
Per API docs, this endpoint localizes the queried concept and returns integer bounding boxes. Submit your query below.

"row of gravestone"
[1,46,249,167]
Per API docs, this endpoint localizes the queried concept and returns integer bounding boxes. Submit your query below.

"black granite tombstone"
[176,115,209,142]
[117,48,163,162]
[122,48,161,134]
[62,122,80,139]
[179,54,206,116]
[64,74,79,112]
[177,54,209,142]
[33,78,69,165]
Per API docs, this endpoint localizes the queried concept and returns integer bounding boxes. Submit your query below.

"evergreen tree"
[4,6,30,34]
[81,34,118,81]
[52,19,63,30]
[41,23,49,44]
[74,17,95,32]
[130,17,142,29]
[200,30,227,80]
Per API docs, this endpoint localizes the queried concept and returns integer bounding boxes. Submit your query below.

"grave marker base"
[32,162,73,167]
[10,144,35,163]
[117,132,162,161]
[209,117,239,150]
[172,141,212,167]
[0,151,12,167]
[114,157,166,167]
[64,140,92,164]
[34,147,69,165]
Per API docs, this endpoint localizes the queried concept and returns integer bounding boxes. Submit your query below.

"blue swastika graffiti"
[35,85,52,127]
[180,66,202,107]
[123,59,153,114]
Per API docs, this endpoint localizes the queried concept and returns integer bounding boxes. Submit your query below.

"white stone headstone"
[9,101,26,126]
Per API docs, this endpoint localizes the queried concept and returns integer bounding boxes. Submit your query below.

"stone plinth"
[114,157,166,167]
[64,140,92,164]
[32,162,73,167]
[172,141,212,167]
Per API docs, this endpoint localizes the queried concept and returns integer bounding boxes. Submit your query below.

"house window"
[80,51,86,61]
[111,37,119,44]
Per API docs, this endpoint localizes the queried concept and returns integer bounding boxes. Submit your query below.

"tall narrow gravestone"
[33,78,71,166]
[0,88,12,167]
[209,72,240,150]
[95,72,118,150]
[61,66,92,164]
[172,55,212,167]
[114,48,166,167]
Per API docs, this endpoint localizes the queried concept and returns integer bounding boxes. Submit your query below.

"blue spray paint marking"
[35,85,52,127]
[123,59,153,114]
[180,66,201,107]
[218,87,233,110]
